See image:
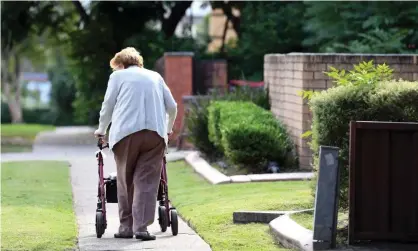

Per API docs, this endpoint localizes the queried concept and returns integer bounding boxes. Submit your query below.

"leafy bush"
[186,86,270,158]
[185,97,219,158]
[1,101,12,123]
[217,86,271,110]
[1,101,55,125]
[23,108,55,125]
[48,62,78,126]
[305,61,418,209]
[208,101,295,172]
[208,101,275,150]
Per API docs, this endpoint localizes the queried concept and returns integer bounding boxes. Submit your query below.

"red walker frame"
[95,139,178,238]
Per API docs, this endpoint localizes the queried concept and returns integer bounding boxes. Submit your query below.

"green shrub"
[215,86,271,110]
[185,98,220,158]
[208,101,276,151]
[187,86,270,158]
[1,101,12,123]
[207,102,223,150]
[1,101,55,125]
[23,108,55,125]
[208,101,295,172]
[48,65,77,126]
[306,61,418,209]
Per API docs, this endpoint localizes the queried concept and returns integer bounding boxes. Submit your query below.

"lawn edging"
[233,210,291,224]
[185,151,232,184]
[185,151,314,185]
[269,214,313,251]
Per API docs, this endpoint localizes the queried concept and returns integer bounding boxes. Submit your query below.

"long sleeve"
[96,73,119,135]
[162,78,177,134]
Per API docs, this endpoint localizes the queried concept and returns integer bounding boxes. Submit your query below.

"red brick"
[164,54,193,142]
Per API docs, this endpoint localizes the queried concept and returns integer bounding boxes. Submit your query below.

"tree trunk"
[2,79,24,124]
[1,50,24,124]
[7,96,23,124]
[220,17,229,53]
[220,3,241,38]
[162,1,193,39]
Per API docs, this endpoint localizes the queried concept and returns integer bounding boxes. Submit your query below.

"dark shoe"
[114,233,133,238]
[135,231,156,241]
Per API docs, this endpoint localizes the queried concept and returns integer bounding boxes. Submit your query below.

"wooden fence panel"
[349,121,418,244]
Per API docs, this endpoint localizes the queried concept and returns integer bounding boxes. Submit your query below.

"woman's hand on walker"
[94,129,105,138]
[94,130,107,143]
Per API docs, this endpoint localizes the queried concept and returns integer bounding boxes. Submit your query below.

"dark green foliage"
[212,86,271,110]
[185,98,219,158]
[48,55,77,126]
[303,1,418,53]
[207,101,295,173]
[22,108,55,125]
[1,101,12,123]
[1,1,58,50]
[186,86,270,159]
[69,15,208,124]
[227,1,306,80]
[1,102,55,125]
[225,1,418,80]
[309,79,418,209]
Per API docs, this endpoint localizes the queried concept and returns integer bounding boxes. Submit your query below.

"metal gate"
[349,121,418,243]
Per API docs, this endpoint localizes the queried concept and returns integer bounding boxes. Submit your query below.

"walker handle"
[97,136,109,150]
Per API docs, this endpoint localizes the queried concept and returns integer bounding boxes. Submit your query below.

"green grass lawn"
[1,161,77,251]
[289,210,349,245]
[1,124,54,153]
[1,124,55,140]
[289,210,314,230]
[167,161,312,251]
[289,211,348,231]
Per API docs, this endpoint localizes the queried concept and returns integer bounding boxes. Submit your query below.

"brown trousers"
[113,129,165,234]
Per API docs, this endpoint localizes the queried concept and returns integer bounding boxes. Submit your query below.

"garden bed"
[167,160,312,251]
[210,158,253,176]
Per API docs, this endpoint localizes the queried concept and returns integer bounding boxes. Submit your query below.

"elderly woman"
[94,47,177,241]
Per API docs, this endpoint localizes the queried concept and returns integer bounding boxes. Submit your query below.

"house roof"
[20,72,49,82]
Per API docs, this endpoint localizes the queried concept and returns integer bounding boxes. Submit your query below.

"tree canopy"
[2,1,417,125]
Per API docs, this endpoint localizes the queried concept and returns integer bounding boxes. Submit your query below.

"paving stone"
[71,155,211,251]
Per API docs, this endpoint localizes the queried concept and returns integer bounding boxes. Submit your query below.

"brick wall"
[164,52,194,143]
[264,53,418,170]
[194,59,228,94]
[155,52,229,147]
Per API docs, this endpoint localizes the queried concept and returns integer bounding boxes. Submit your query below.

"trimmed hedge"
[309,80,418,209]
[208,101,295,172]
[187,86,270,160]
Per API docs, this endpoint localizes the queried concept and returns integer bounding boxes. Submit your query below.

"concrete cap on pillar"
[164,52,195,57]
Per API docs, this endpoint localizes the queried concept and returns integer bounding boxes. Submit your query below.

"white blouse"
[95,66,177,150]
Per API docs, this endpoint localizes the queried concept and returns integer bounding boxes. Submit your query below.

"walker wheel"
[95,211,106,238]
[170,209,178,236]
[158,206,168,232]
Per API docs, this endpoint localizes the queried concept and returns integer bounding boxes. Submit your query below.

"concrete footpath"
[1,127,212,251]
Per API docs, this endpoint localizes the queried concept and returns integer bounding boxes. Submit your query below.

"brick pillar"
[163,52,194,144]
